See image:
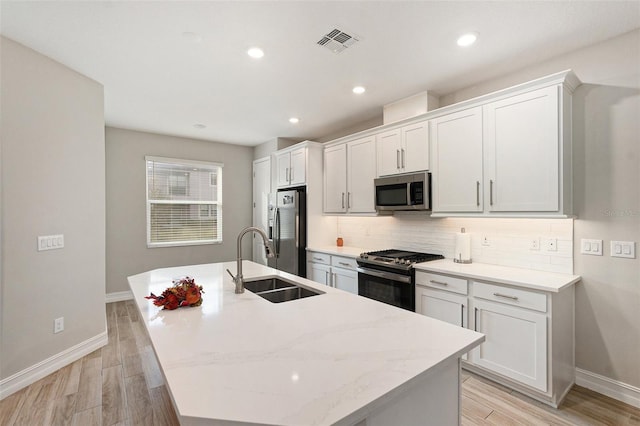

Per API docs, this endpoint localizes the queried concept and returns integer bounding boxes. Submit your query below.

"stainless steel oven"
[356,249,444,311]
[357,266,414,311]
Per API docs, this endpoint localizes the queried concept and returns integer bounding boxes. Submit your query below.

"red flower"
[146,276,204,310]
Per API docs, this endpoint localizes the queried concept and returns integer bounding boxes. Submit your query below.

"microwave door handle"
[407,183,412,206]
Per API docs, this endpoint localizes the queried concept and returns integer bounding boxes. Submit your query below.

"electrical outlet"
[529,237,540,250]
[54,317,64,334]
[544,238,557,251]
[481,235,491,247]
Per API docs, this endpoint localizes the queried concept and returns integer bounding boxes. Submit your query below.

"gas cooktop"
[357,249,444,272]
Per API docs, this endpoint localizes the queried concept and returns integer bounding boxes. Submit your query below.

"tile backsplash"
[336,214,574,274]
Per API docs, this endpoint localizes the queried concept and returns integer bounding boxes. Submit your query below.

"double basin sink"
[244,277,323,303]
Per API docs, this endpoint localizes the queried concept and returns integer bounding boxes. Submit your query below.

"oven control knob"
[394,258,400,264]
[404,260,411,265]
[360,253,367,259]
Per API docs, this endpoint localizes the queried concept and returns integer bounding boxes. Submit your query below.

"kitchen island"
[128,261,484,425]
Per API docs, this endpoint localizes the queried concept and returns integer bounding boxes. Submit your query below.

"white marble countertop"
[414,259,580,292]
[128,261,484,426]
[306,245,367,258]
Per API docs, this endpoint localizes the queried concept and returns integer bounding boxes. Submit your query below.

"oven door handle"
[356,267,412,283]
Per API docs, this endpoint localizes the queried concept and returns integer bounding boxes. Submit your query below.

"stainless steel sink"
[243,278,323,303]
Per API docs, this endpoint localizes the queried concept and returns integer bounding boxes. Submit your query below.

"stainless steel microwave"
[374,171,431,211]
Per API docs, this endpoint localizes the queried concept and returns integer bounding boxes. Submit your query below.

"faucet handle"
[226,268,236,281]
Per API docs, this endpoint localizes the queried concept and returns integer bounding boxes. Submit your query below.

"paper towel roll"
[454,229,472,263]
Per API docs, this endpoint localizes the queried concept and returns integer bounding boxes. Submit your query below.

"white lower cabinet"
[332,266,358,294]
[415,270,574,407]
[415,272,468,327]
[306,251,358,295]
[307,261,331,286]
[416,286,467,328]
[470,298,547,392]
[415,272,469,360]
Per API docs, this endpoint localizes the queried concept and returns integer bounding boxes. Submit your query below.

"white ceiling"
[1,1,639,146]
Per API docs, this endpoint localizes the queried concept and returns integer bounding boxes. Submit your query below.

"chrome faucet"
[226,226,275,294]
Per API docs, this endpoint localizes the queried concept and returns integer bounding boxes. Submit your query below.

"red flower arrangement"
[145,276,204,310]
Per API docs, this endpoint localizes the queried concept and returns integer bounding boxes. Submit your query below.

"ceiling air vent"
[317,28,360,53]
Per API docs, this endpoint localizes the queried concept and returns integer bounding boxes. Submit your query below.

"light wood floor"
[1,300,639,425]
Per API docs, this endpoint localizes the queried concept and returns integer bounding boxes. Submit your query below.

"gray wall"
[0,37,106,379]
[106,127,254,294]
[441,29,640,388]
[253,137,297,160]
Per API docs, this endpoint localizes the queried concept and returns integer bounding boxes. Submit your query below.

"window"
[146,156,223,247]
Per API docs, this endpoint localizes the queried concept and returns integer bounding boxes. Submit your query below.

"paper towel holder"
[454,227,473,264]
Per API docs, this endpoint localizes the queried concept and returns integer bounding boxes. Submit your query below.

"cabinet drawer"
[415,272,468,295]
[307,252,330,265]
[474,281,547,313]
[331,255,358,270]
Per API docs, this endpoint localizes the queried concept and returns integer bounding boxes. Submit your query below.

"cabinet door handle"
[474,307,478,331]
[341,192,345,209]
[493,292,519,301]
[325,271,329,285]
[401,148,405,168]
[476,181,480,207]
[396,150,401,169]
[461,304,465,327]
[347,192,351,209]
[332,272,337,287]
[285,167,289,182]
[313,257,324,261]
[289,167,293,182]
[338,262,351,267]
[430,280,448,286]
[489,179,494,206]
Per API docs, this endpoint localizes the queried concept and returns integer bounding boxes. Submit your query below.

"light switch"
[610,241,635,259]
[37,234,65,251]
[581,239,603,256]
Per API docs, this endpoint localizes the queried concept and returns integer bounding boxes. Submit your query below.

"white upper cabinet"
[276,146,306,188]
[376,128,402,177]
[431,107,484,213]
[324,136,376,214]
[430,71,578,217]
[289,147,306,186]
[321,71,578,217]
[377,121,429,176]
[347,136,376,213]
[402,121,430,173]
[483,86,559,212]
[324,144,347,213]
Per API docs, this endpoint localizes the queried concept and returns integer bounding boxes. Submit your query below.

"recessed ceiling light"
[182,32,202,43]
[352,86,366,94]
[457,32,478,47]
[193,123,206,129]
[289,117,300,124]
[247,47,264,59]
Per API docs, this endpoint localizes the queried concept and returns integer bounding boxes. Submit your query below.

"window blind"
[146,156,223,247]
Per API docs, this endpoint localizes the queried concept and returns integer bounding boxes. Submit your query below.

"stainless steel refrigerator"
[267,187,306,276]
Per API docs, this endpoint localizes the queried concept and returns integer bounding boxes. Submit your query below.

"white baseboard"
[0,331,108,400]
[106,290,133,303]
[576,368,640,409]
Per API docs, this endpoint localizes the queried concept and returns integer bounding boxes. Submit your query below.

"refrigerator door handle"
[274,206,280,255]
